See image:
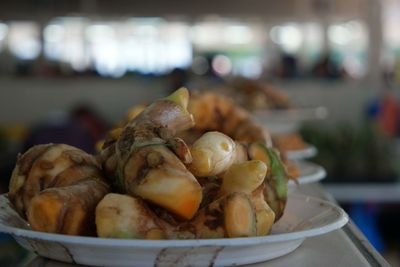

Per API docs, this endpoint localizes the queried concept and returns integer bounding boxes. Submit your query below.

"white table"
[24,183,389,267]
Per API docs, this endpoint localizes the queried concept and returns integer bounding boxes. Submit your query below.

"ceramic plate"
[253,106,328,123]
[289,161,326,187]
[0,194,347,267]
[286,144,317,160]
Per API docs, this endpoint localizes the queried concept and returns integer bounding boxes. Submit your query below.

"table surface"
[23,183,390,267]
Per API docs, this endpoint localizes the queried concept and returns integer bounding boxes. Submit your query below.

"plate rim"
[0,194,348,248]
[289,161,326,186]
[253,106,329,121]
[286,144,317,160]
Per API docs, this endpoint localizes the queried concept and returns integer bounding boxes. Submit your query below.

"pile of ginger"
[8,88,289,239]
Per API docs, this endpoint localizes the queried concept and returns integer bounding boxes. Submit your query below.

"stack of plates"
[254,106,328,187]
[253,106,328,124]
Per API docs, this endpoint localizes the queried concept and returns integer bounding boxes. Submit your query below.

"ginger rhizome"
[8,144,109,235]
[8,88,290,239]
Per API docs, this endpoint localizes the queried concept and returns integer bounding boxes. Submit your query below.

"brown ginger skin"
[187,92,272,146]
[100,88,203,221]
[8,144,109,235]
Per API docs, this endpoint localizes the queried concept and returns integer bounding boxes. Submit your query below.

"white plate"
[286,144,317,160]
[253,106,328,123]
[289,161,326,187]
[0,194,347,267]
[258,120,301,135]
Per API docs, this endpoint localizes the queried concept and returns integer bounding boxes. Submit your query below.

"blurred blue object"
[366,98,381,118]
[349,203,385,252]
[0,233,13,241]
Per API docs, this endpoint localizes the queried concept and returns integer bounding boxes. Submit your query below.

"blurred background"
[0,0,400,266]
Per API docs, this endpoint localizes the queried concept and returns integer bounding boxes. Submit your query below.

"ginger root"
[188,92,272,146]
[219,160,267,196]
[8,144,109,235]
[100,88,202,220]
[249,143,288,221]
[189,131,236,177]
[188,192,257,239]
[96,192,259,240]
[96,193,172,239]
